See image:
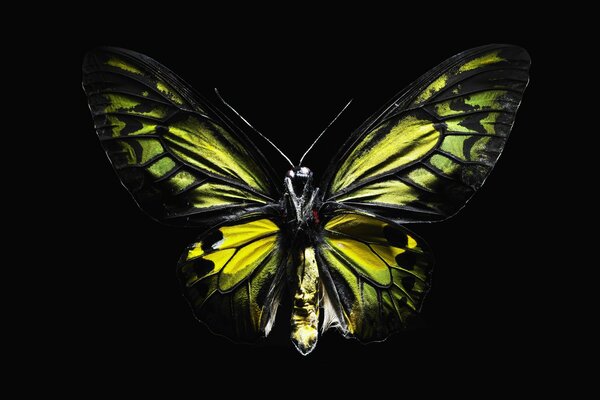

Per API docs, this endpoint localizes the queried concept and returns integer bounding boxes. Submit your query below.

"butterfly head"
[286,167,313,196]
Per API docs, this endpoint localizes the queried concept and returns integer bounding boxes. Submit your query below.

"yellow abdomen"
[290,247,320,355]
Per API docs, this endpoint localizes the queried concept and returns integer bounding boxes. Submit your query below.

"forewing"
[322,45,530,223]
[83,47,279,227]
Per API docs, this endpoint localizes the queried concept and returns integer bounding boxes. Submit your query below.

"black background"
[67,16,556,384]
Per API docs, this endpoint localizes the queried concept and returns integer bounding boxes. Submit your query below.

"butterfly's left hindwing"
[318,212,433,342]
[83,47,279,228]
[177,217,284,341]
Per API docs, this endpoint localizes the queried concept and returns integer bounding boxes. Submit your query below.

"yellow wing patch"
[220,235,277,291]
[335,180,420,206]
[105,55,188,107]
[324,236,391,286]
[218,219,279,249]
[185,182,268,208]
[146,157,176,179]
[178,218,282,340]
[183,218,279,288]
[415,73,449,103]
[321,212,432,342]
[458,50,505,73]
[181,219,279,293]
[102,93,169,119]
[331,116,440,193]
[163,116,271,194]
[324,213,421,248]
[106,57,142,74]
[156,81,184,105]
[412,49,508,107]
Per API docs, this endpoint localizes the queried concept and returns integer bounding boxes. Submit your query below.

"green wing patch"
[330,115,441,194]
[83,48,277,227]
[178,218,283,341]
[319,212,433,342]
[325,45,530,223]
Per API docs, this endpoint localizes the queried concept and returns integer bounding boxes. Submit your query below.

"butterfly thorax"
[284,166,320,232]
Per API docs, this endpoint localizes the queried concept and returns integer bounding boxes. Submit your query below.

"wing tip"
[83,46,149,70]
[480,43,531,66]
[458,43,531,66]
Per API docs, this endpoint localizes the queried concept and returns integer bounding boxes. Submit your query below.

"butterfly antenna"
[214,88,294,168]
[298,99,353,166]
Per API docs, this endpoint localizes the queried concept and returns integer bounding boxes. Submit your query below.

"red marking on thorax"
[312,209,320,225]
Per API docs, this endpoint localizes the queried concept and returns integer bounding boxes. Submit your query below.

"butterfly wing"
[83,48,289,340]
[83,47,279,228]
[177,215,285,340]
[320,44,530,223]
[317,211,433,341]
[315,44,530,342]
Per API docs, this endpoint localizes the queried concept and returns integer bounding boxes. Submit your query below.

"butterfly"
[82,44,530,355]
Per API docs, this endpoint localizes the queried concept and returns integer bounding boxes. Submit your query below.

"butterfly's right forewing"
[177,216,285,341]
[83,47,280,229]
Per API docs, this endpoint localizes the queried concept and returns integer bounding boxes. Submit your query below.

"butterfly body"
[283,166,320,230]
[281,166,322,354]
[83,44,530,354]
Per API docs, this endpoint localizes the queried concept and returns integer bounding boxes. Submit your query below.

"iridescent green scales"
[84,48,277,226]
[327,45,529,223]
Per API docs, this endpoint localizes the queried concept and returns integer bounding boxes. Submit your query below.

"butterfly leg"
[290,246,320,355]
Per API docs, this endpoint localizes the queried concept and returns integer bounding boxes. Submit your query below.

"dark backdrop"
[68,20,553,384]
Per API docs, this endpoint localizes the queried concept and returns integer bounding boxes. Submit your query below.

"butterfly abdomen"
[290,246,320,355]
